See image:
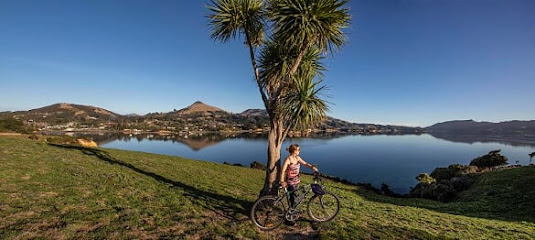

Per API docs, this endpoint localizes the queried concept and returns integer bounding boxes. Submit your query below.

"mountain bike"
[250,172,340,231]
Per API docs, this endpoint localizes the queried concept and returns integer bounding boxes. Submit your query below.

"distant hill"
[235,109,421,132]
[0,103,122,122]
[174,101,226,115]
[426,120,535,135]
[239,109,268,117]
[0,101,423,133]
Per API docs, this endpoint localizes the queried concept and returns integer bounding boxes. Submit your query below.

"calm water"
[93,133,535,193]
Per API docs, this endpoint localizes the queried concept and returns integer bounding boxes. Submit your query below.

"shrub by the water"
[46,136,79,145]
[416,173,436,185]
[429,183,457,201]
[411,173,456,201]
[0,118,29,133]
[430,168,451,181]
[250,161,266,170]
[470,150,508,168]
[450,175,476,192]
[431,164,479,181]
[411,163,480,201]
[449,164,478,175]
[410,181,457,201]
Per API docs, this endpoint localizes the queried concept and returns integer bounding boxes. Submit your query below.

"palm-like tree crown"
[209,0,350,132]
[268,0,350,53]
[208,0,265,46]
[258,38,331,131]
[282,77,329,130]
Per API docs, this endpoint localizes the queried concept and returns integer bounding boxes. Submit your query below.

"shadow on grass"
[48,144,252,224]
[257,219,320,240]
[363,224,451,240]
[275,220,448,240]
[354,187,535,224]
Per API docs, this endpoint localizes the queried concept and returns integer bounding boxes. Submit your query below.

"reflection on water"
[64,131,353,151]
[429,132,535,148]
[47,131,535,193]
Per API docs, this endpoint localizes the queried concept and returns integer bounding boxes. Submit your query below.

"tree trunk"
[260,119,283,196]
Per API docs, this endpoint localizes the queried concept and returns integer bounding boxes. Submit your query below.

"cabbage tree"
[208,0,350,195]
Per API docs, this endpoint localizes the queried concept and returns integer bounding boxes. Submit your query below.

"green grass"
[1,136,534,239]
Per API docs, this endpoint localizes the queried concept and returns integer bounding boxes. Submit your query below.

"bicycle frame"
[279,185,312,209]
[278,173,323,210]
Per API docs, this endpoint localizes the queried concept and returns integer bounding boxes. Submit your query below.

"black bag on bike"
[311,183,325,195]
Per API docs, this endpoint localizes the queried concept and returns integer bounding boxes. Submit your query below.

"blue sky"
[1,0,534,127]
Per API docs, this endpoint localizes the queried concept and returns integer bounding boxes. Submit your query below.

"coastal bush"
[250,161,266,170]
[411,165,478,201]
[430,168,451,181]
[470,150,508,168]
[449,164,478,175]
[431,183,457,201]
[46,136,78,145]
[410,181,457,201]
[0,118,28,133]
[416,173,436,185]
[431,164,479,182]
[450,175,476,192]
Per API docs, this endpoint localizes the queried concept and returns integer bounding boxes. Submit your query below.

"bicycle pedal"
[285,210,300,222]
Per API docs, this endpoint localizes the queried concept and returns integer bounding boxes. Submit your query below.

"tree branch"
[281,120,294,144]
[272,43,308,104]
[244,24,270,113]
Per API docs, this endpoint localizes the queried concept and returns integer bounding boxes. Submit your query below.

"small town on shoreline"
[0,102,425,136]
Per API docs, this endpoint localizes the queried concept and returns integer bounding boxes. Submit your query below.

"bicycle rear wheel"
[307,192,340,222]
[250,195,286,231]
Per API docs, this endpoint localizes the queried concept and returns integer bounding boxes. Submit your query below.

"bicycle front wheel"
[307,192,340,222]
[250,195,286,231]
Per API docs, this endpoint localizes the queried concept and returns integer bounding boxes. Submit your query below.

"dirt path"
[0,132,23,136]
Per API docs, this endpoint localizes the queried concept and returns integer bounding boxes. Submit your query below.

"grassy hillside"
[1,136,534,239]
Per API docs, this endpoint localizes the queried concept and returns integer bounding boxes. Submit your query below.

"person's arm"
[298,157,318,172]
[280,158,290,187]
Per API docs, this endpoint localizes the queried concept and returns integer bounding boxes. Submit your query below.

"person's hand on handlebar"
[280,181,287,188]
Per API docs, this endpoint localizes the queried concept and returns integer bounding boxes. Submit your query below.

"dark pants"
[287,184,298,208]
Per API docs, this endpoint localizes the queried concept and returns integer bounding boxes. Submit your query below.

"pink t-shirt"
[286,162,301,186]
